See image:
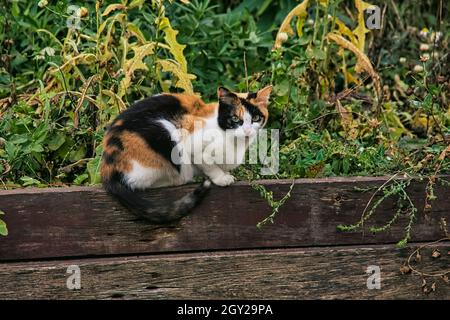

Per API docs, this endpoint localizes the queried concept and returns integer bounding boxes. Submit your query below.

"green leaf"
[20,176,40,186]
[73,173,89,185]
[296,11,308,38]
[128,0,145,9]
[343,158,350,174]
[9,135,28,144]
[87,156,102,184]
[0,219,7,236]
[29,144,44,153]
[68,147,86,163]
[5,141,17,159]
[274,79,290,96]
[307,47,327,60]
[47,133,66,151]
[297,37,311,45]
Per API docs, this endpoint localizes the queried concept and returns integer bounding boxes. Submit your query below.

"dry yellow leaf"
[159,17,188,73]
[353,0,374,51]
[334,18,358,46]
[102,89,127,112]
[273,0,309,50]
[101,4,126,17]
[157,59,196,94]
[119,43,157,97]
[327,33,381,100]
[336,99,353,129]
[344,70,361,85]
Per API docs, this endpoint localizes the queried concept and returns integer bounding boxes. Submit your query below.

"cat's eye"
[231,115,240,123]
[252,115,262,122]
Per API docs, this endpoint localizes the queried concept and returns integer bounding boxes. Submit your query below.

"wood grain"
[0,176,449,261]
[1,244,448,299]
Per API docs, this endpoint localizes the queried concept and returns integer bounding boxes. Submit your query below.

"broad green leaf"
[274,79,290,96]
[87,156,102,184]
[73,173,89,185]
[307,47,327,60]
[20,176,41,186]
[128,0,145,9]
[0,219,7,236]
[68,147,86,163]
[29,144,44,153]
[47,133,66,151]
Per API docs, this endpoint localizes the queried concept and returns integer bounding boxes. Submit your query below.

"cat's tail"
[103,173,211,224]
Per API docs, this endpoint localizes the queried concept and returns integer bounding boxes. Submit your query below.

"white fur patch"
[158,119,181,143]
[125,160,162,189]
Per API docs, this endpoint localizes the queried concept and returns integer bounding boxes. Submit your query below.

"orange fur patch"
[112,119,124,127]
[180,114,205,133]
[101,130,173,181]
[169,93,216,118]
[249,98,269,121]
[235,105,245,118]
[120,131,169,169]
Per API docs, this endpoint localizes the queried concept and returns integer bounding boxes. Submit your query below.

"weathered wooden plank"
[0,176,448,261]
[0,244,448,299]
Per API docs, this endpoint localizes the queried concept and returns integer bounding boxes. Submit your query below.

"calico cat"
[101,85,272,223]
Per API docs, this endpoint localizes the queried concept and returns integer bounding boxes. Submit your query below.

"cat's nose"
[244,128,253,136]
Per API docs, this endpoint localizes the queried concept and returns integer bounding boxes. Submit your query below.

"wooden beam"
[0,176,448,261]
[0,244,448,299]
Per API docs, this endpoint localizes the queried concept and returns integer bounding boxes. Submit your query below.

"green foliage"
[253,180,295,228]
[337,178,418,248]
[170,0,277,98]
[0,0,196,185]
[0,210,7,236]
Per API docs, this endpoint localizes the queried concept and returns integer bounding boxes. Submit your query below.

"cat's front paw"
[211,173,235,186]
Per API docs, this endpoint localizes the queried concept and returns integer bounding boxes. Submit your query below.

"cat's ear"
[218,87,239,105]
[254,85,273,108]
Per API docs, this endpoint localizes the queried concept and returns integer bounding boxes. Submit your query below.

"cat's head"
[217,86,272,138]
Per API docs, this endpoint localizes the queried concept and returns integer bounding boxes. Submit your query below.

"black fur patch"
[103,150,120,164]
[107,136,124,151]
[107,95,185,171]
[218,102,243,130]
[240,98,265,122]
[247,92,257,99]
